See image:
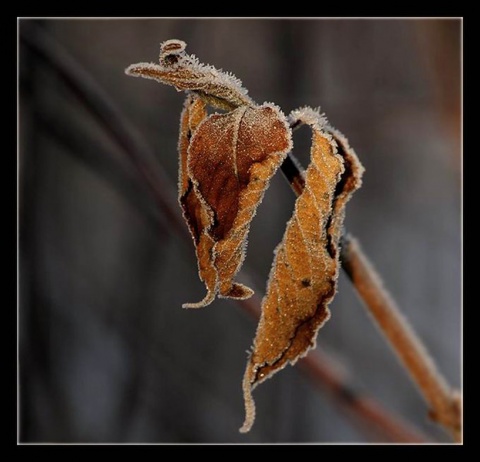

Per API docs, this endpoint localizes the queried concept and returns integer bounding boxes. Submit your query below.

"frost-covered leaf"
[240,107,363,433]
[179,97,292,308]
[125,39,254,111]
[126,42,364,434]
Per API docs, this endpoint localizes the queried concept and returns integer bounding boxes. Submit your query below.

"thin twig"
[21,23,431,442]
[299,352,425,443]
[340,235,461,442]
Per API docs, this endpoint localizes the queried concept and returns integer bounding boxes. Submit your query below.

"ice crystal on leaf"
[126,39,254,111]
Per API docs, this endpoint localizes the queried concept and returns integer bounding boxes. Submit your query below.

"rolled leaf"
[179,97,292,307]
[240,107,363,432]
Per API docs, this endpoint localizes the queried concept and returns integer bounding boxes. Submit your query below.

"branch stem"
[340,235,461,442]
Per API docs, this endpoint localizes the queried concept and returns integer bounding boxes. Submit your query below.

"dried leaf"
[179,96,292,308]
[240,107,363,433]
[126,42,364,434]
[177,95,217,307]
[126,40,293,307]
[125,39,254,111]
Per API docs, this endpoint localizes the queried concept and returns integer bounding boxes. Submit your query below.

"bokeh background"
[19,18,461,443]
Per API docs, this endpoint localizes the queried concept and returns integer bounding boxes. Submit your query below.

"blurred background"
[19,18,461,443]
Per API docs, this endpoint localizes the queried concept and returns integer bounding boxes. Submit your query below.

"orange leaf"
[240,107,363,432]
[179,96,292,308]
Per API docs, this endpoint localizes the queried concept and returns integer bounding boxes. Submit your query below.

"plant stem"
[340,235,461,442]
[299,351,426,443]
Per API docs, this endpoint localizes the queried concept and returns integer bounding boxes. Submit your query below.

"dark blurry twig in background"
[21,23,187,241]
[414,20,461,159]
[19,23,431,443]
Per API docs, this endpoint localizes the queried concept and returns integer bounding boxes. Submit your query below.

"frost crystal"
[126,39,255,111]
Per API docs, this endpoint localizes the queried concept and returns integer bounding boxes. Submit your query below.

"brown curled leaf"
[240,107,363,433]
[179,96,292,308]
[177,95,217,307]
[325,125,365,251]
[125,39,254,111]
